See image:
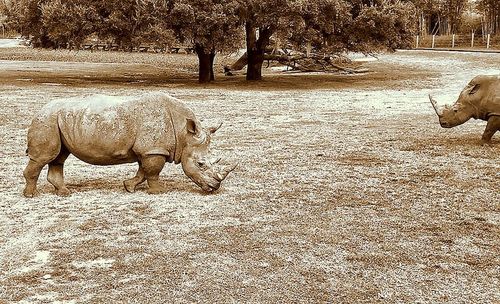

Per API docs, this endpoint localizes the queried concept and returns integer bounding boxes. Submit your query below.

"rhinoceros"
[429,75,500,144]
[23,93,236,197]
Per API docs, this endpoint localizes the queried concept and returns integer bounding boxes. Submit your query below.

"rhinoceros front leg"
[141,155,166,194]
[481,116,500,145]
[123,164,145,193]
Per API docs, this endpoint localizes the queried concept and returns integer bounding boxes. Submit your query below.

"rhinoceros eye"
[469,84,480,95]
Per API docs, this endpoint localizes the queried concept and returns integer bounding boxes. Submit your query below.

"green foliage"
[6,0,51,46]
[348,1,417,52]
[170,0,243,53]
[41,0,98,48]
[6,0,175,48]
[98,0,172,48]
[281,0,352,52]
[477,0,500,33]
[251,0,416,54]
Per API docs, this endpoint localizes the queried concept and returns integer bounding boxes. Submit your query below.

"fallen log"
[224,52,369,75]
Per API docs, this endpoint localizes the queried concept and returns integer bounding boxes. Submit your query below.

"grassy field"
[0,48,499,303]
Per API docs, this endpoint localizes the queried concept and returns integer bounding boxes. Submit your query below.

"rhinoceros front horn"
[213,163,238,182]
[429,94,443,116]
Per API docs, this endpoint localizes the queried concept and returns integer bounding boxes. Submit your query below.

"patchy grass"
[0,49,499,303]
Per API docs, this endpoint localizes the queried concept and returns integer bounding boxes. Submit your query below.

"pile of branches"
[225,49,370,75]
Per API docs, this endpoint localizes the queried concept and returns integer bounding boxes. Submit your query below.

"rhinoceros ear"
[186,118,198,134]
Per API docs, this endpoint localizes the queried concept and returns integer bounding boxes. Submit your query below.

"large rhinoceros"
[429,75,500,144]
[23,93,236,197]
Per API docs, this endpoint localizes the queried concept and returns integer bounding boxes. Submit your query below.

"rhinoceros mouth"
[440,122,452,128]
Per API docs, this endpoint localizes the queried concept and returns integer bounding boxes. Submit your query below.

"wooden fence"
[80,43,195,54]
[415,34,500,51]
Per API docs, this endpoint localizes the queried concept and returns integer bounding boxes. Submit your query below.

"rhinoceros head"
[180,119,236,192]
[429,81,481,128]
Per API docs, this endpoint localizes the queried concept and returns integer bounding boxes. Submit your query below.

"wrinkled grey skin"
[23,93,236,197]
[429,75,500,145]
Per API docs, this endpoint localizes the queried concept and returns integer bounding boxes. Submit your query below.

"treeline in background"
[0,0,498,82]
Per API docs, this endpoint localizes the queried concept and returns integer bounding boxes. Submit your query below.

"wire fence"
[414,34,500,51]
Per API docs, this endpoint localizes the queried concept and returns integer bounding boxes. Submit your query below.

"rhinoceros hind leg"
[47,148,71,196]
[24,119,62,197]
[123,165,146,193]
[23,160,45,197]
[481,116,500,145]
[141,155,166,194]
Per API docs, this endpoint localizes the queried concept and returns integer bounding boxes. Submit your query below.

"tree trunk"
[246,48,264,80]
[245,22,273,81]
[209,52,216,81]
[195,44,213,83]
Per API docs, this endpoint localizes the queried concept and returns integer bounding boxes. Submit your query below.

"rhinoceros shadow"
[60,178,206,195]
[437,136,496,147]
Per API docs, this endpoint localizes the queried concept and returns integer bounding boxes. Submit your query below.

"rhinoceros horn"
[213,163,238,182]
[428,94,443,116]
[208,122,223,134]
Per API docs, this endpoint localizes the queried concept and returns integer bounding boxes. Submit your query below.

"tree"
[0,1,8,37]
[477,0,500,34]
[40,0,98,48]
[6,0,54,47]
[170,0,242,83]
[236,0,292,80]
[347,0,416,52]
[237,0,416,81]
[97,0,171,50]
[281,0,351,53]
[412,0,472,35]
[444,0,468,34]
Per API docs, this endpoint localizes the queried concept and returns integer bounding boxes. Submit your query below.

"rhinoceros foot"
[146,179,166,194]
[147,187,166,194]
[23,187,39,198]
[480,139,494,146]
[56,187,71,196]
[123,177,145,193]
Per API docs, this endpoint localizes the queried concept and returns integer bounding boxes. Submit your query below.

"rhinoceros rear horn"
[428,94,443,116]
[208,122,223,134]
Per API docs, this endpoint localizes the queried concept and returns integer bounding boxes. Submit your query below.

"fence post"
[416,35,419,48]
[452,34,455,48]
[432,35,435,48]
[486,34,491,49]
[471,31,474,48]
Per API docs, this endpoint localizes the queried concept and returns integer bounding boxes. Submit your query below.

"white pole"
[486,34,490,49]
[416,35,419,48]
[471,31,474,48]
[432,35,435,48]
[452,34,455,48]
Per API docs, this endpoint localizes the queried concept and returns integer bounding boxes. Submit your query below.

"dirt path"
[0,50,499,303]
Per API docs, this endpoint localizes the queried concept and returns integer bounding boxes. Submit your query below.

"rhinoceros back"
[40,94,177,165]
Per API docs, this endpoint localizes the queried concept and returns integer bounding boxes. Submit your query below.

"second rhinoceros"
[429,75,500,144]
[23,93,236,197]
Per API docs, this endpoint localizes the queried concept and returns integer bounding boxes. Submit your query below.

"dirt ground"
[0,48,499,303]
